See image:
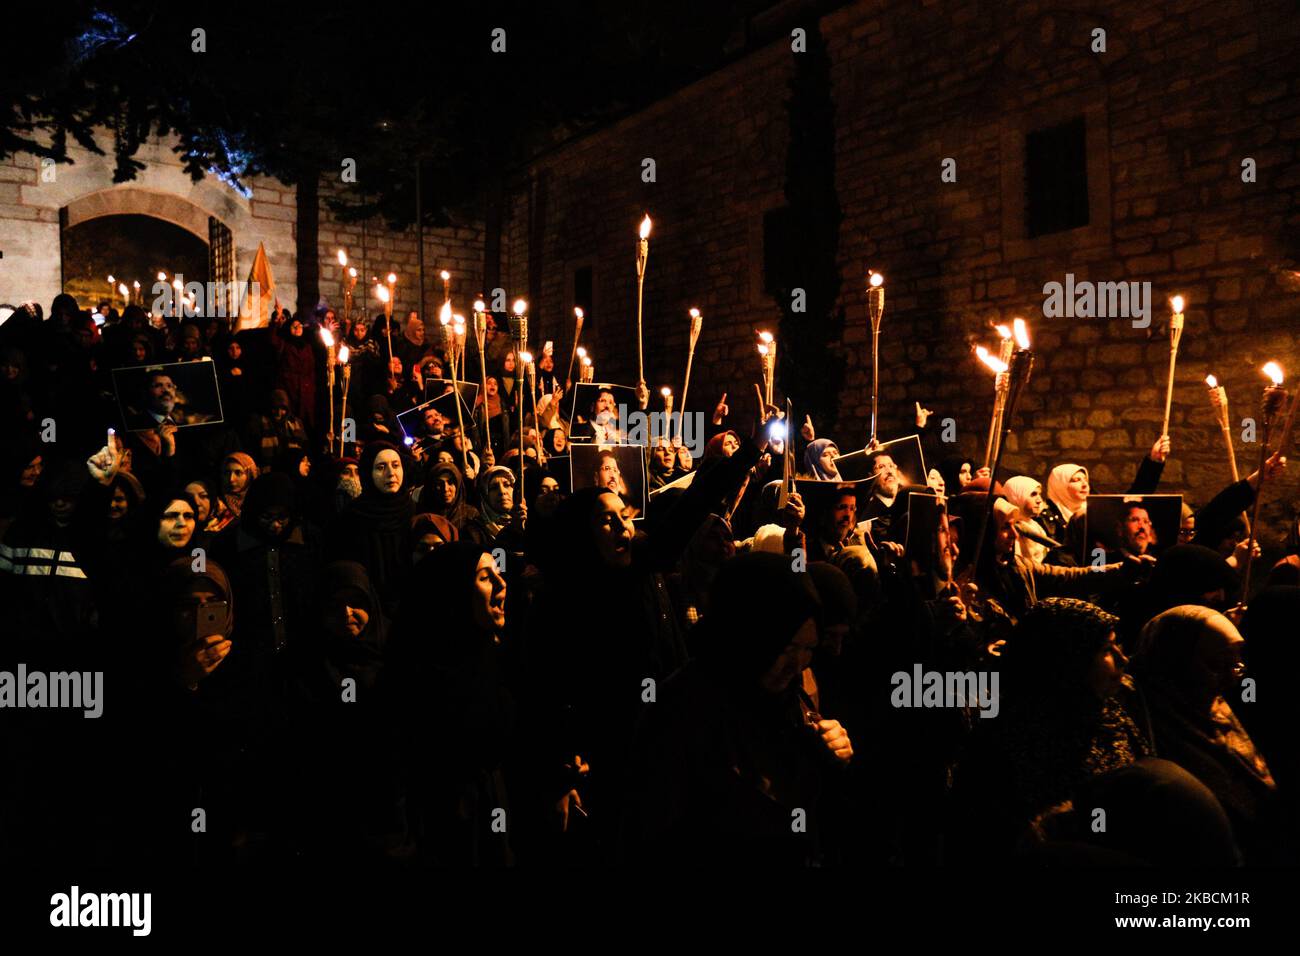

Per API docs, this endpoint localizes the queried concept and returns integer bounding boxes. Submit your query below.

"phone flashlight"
[768,420,788,442]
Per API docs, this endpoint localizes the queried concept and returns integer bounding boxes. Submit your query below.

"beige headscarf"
[1046,463,1088,520]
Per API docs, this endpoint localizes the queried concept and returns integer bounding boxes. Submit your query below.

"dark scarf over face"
[984,598,1152,820]
[693,552,822,694]
[318,560,388,693]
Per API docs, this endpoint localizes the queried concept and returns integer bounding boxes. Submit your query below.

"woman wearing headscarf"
[207,451,259,535]
[666,513,735,644]
[103,470,147,546]
[802,438,841,481]
[625,552,856,865]
[0,440,43,538]
[417,460,479,531]
[384,543,515,865]
[0,346,38,438]
[283,560,398,859]
[703,429,742,463]
[410,512,460,562]
[950,598,1155,860]
[1002,475,1052,565]
[960,496,1133,629]
[327,441,414,618]
[272,315,317,433]
[139,555,281,862]
[474,376,512,460]
[524,431,767,862]
[360,394,401,445]
[463,465,524,551]
[1241,587,1300,802]
[935,455,976,498]
[1042,462,1089,554]
[217,471,320,661]
[1131,605,1280,861]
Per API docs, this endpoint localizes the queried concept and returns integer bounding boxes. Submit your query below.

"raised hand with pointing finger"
[713,392,729,425]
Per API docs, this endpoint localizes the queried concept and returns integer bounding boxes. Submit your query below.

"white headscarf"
[1047,463,1089,519]
[1004,475,1049,565]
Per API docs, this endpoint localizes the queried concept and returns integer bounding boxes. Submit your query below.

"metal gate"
[208,216,234,322]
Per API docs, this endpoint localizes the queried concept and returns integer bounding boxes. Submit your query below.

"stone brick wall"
[316,176,484,324]
[500,0,1300,539]
[0,130,485,331]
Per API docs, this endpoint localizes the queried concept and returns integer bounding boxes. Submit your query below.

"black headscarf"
[240,471,298,543]
[331,441,413,614]
[158,554,234,640]
[960,597,1152,828]
[393,543,495,667]
[692,552,822,690]
[937,455,975,497]
[318,560,388,693]
[361,395,400,444]
[385,542,515,792]
[351,441,413,531]
[419,461,477,528]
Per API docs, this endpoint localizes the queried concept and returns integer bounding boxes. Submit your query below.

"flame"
[376,286,390,303]
[512,299,528,316]
[758,331,774,345]
[133,280,140,289]
[639,215,652,240]
[386,273,397,285]
[976,345,1008,374]
[574,306,584,319]
[338,346,350,364]
[869,271,884,288]
[118,283,129,297]
[757,344,770,357]
[1205,374,1218,388]
[661,386,672,397]
[1013,317,1031,349]
[995,324,1011,339]
[439,302,452,325]
[453,314,466,332]
[576,347,587,358]
[348,267,357,278]
[173,278,183,290]
[1263,361,1284,385]
[337,250,348,267]
[440,270,450,281]
[582,356,592,367]
[1171,295,1185,314]
[689,308,700,318]
[107,275,115,284]
[319,328,334,348]
[474,299,487,313]
[157,272,167,282]
[519,351,533,365]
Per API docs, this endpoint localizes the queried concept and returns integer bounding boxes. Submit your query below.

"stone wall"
[0,130,485,329]
[500,0,1300,536]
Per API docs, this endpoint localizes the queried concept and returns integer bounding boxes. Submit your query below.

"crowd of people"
[1,290,1298,868]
